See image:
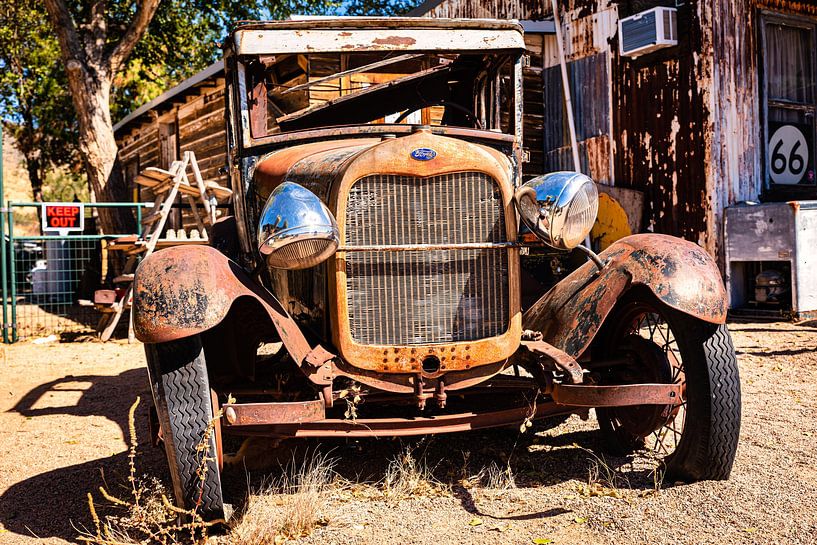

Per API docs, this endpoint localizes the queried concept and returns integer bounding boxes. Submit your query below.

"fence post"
[0,126,6,343]
[8,204,16,342]
[1,208,7,345]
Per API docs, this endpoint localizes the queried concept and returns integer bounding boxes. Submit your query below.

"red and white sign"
[41,203,84,232]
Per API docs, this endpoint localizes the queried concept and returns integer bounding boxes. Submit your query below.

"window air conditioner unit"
[619,7,678,58]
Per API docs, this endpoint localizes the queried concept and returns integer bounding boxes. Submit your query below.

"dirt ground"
[1,322,816,545]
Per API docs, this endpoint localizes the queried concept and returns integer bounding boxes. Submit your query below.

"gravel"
[0,322,815,545]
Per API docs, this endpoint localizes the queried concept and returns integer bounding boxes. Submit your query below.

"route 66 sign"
[768,122,814,185]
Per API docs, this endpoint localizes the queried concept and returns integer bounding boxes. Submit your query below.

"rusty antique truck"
[133,18,741,519]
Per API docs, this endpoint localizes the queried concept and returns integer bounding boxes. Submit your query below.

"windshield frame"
[226,23,525,153]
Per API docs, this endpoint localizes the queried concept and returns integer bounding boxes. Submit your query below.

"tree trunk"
[67,66,133,235]
[23,158,43,203]
[42,0,161,235]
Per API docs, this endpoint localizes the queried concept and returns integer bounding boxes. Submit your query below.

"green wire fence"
[0,202,149,343]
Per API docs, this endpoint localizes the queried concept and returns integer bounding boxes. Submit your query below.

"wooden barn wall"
[523,33,546,178]
[115,79,228,200]
[177,81,228,187]
[118,124,160,171]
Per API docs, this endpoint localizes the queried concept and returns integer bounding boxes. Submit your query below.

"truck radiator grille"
[345,172,509,345]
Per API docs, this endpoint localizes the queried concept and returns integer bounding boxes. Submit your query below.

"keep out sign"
[42,203,84,232]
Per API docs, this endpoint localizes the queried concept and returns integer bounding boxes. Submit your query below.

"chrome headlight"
[258,182,339,269]
[514,172,599,250]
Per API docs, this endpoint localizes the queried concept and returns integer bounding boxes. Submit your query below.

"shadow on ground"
[222,418,662,523]
[2,372,658,540]
[0,368,167,542]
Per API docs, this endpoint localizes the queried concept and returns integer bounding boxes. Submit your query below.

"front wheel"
[595,290,741,481]
[145,335,225,520]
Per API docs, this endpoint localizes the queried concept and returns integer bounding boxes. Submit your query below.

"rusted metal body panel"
[551,383,683,407]
[248,130,522,377]
[523,234,727,358]
[218,381,681,435]
[225,402,571,438]
[253,139,380,200]
[222,400,326,427]
[132,245,324,372]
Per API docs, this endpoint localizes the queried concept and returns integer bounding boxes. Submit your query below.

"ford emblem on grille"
[410,148,437,161]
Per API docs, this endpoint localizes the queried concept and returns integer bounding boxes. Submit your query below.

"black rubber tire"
[145,335,225,520]
[596,293,741,481]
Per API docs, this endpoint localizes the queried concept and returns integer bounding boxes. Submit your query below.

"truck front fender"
[523,234,727,358]
[133,245,317,367]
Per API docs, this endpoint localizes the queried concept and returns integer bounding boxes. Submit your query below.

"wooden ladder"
[97,151,232,341]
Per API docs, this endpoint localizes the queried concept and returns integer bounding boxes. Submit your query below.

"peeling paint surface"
[523,233,727,358]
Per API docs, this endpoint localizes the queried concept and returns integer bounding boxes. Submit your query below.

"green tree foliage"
[2,0,419,208]
[110,1,350,121]
[339,0,420,16]
[0,0,82,201]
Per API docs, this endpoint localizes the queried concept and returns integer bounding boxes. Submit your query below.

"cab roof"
[229,17,523,33]
[228,17,526,56]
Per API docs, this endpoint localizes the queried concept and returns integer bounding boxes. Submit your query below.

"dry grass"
[229,451,337,544]
[480,461,517,491]
[576,446,631,499]
[381,445,447,503]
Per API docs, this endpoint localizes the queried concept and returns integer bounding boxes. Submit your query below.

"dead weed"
[229,451,337,544]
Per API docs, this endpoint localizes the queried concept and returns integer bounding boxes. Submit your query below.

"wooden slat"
[155,238,209,249]
[282,53,425,95]
[135,167,175,187]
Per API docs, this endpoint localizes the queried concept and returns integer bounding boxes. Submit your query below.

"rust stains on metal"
[221,400,326,427]
[520,340,584,384]
[133,245,332,386]
[613,5,711,249]
[246,402,574,438]
[523,234,728,358]
[755,0,817,16]
[551,383,683,407]
[372,36,417,46]
[253,140,377,201]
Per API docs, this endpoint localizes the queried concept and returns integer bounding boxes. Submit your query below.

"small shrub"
[481,462,517,491]
[78,397,223,545]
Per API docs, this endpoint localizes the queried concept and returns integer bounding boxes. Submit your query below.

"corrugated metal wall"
[419,0,549,19]
[417,0,774,265]
[543,52,611,182]
[612,2,712,247]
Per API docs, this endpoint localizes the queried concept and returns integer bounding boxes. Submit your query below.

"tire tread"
[145,337,224,520]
